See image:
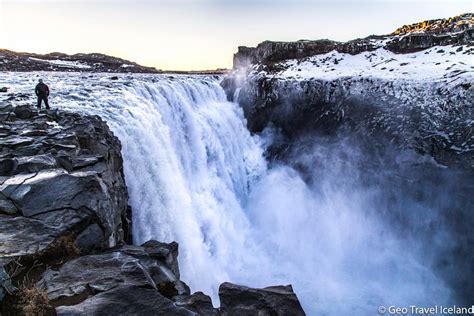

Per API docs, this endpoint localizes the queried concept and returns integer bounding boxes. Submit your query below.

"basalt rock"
[0,104,129,247]
[0,103,131,313]
[219,282,306,316]
[35,242,227,315]
[175,292,219,316]
[37,243,190,307]
[55,286,194,316]
[232,75,473,169]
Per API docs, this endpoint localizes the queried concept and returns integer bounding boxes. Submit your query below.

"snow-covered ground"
[251,45,473,82]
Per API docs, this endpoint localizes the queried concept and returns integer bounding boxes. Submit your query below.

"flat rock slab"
[0,136,34,148]
[16,153,57,173]
[38,243,187,307]
[0,215,58,263]
[219,282,306,316]
[175,292,218,316]
[0,210,90,266]
[55,286,194,316]
[0,169,117,240]
[0,170,100,217]
[40,252,150,304]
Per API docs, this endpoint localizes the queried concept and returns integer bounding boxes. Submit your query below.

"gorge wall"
[222,13,474,312]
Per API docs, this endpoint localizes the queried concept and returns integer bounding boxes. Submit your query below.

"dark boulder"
[75,224,105,254]
[39,251,155,305]
[175,292,219,316]
[55,286,194,316]
[142,240,180,279]
[0,158,17,176]
[15,153,57,173]
[0,210,91,266]
[0,170,109,218]
[13,105,35,119]
[219,282,306,316]
[37,242,191,311]
[0,198,17,215]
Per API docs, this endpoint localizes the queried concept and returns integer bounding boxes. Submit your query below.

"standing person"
[35,79,50,110]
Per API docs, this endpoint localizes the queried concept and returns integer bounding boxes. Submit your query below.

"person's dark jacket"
[35,82,50,97]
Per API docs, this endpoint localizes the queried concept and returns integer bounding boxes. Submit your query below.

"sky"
[0,0,472,70]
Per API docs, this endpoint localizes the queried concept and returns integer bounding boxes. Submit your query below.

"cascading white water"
[1,72,454,315]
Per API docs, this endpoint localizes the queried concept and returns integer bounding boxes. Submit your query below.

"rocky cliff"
[232,13,473,68]
[0,100,131,313]
[0,101,306,315]
[224,14,474,169]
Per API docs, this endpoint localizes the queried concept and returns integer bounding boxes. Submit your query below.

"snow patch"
[28,57,92,69]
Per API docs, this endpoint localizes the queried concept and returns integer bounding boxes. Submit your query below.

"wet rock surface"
[219,283,306,316]
[175,292,219,316]
[38,243,191,307]
[0,102,131,314]
[0,103,129,249]
[232,76,473,169]
[55,286,195,316]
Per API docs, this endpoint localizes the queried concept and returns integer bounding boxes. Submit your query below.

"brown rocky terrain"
[0,50,160,73]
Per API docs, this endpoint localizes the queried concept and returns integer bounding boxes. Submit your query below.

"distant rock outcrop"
[392,13,473,35]
[0,50,161,73]
[232,13,473,68]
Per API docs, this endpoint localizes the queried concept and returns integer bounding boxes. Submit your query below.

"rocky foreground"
[0,100,305,315]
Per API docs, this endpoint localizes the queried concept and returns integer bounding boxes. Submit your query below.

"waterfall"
[1,72,456,315]
[1,72,273,299]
